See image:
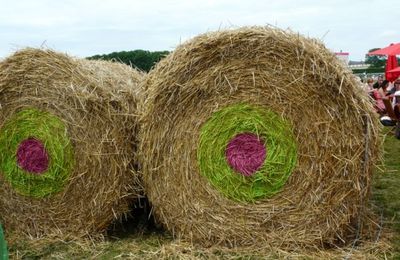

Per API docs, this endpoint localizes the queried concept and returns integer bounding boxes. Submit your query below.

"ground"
[372,127,400,256]
[5,127,400,259]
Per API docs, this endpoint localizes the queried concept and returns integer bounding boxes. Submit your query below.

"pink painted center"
[225,133,266,176]
[16,138,49,174]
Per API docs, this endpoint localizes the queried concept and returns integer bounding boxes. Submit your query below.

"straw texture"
[0,48,144,238]
[140,27,381,248]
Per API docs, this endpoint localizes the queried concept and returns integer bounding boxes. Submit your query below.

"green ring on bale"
[0,108,74,198]
[198,103,298,202]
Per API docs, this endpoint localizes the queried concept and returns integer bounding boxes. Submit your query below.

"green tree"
[87,50,170,72]
[365,48,386,68]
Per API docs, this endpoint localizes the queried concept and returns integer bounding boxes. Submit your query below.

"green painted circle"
[0,108,74,198]
[198,103,298,202]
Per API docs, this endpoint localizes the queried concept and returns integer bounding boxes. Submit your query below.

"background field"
[6,128,399,259]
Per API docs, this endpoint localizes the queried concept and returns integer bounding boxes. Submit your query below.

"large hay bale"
[0,48,143,238]
[140,27,381,248]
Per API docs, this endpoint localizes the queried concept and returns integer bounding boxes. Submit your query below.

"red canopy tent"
[369,43,400,56]
[368,43,400,82]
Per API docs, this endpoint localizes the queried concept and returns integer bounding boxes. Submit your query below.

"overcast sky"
[0,0,398,61]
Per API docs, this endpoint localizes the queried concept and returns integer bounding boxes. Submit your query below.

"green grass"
[4,127,400,259]
[371,127,400,255]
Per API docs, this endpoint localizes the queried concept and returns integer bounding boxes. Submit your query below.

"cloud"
[0,0,399,60]
[379,30,399,38]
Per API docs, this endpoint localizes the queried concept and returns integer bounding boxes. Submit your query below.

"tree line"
[87,50,170,72]
[88,48,398,75]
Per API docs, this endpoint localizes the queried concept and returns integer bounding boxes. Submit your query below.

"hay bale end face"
[0,48,144,238]
[140,27,381,248]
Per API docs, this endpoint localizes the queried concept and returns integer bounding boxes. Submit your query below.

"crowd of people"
[360,75,400,138]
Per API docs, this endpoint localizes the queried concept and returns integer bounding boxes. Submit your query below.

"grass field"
[5,127,400,259]
[371,127,400,257]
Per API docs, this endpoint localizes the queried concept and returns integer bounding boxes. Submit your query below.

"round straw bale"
[140,27,381,248]
[0,48,144,238]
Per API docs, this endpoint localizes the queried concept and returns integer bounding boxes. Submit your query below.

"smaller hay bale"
[0,48,144,238]
[139,26,382,248]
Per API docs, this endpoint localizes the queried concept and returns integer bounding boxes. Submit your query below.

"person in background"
[393,90,400,108]
[373,75,384,89]
[393,88,400,139]
[388,77,400,96]
[381,80,390,96]
[365,78,374,95]
[372,79,388,115]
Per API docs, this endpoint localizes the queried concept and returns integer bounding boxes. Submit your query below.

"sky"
[0,0,398,61]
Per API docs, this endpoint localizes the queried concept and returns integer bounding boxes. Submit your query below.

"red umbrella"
[388,67,400,73]
[387,66,400,81]
[369,43,400,56]
[386,55,399,82]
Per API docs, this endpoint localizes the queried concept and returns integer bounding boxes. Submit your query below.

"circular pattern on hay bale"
[140,27,381,248]
[198,103,297,202]
[0,109,73,197]
[0,48,143,238]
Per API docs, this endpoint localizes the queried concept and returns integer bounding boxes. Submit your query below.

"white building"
[334,51,349,65]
